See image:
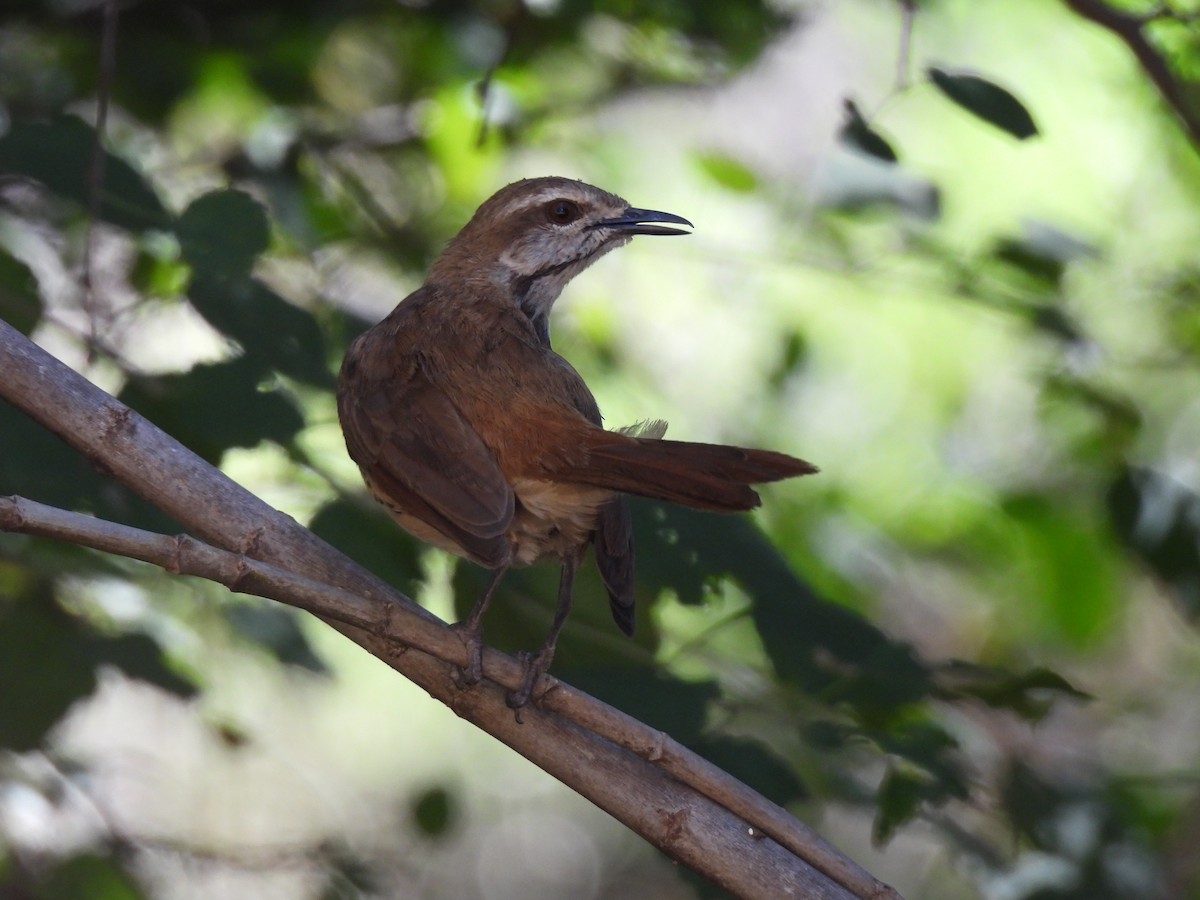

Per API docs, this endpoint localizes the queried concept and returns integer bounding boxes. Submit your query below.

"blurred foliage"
[1,0,1200,898]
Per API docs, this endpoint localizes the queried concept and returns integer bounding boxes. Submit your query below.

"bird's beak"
[594,207,694,236]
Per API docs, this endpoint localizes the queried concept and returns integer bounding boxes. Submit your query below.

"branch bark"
[1061,0,1200,151]
[0,318,901,900]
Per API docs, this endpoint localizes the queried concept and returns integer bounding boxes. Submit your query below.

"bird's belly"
[509,478,613,566]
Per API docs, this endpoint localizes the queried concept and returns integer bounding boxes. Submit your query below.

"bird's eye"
[545,199,581,225]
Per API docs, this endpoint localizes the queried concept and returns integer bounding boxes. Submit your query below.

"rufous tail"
[565,437,818,512]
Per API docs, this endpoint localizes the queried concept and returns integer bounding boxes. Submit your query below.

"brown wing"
[338,336,514,569]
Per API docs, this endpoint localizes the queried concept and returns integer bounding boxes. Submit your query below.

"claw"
[506,650,546,710]
[450,621,484,687]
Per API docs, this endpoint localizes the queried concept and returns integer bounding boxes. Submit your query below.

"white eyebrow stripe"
[495,184,590,218]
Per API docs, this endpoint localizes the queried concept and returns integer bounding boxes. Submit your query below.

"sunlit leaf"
[695,153,759,193]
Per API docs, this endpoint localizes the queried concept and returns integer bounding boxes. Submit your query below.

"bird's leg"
[507,553,579,710]
[451,564,508,687]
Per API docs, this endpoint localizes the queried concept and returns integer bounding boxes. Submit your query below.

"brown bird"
[337,176,816,707]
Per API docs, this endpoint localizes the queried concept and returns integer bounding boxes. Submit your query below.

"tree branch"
[1062,0,1200,151]
[0,318,901,900]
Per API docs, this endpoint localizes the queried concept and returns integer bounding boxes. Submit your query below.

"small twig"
[895,0,918,92]
[1061,0,1200,151]
[80,0,120,363]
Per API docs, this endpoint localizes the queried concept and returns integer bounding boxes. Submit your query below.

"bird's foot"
[449,622,484,688]
[506,650,550,713]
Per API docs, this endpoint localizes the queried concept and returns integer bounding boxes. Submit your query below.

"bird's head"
[429,176,692,344]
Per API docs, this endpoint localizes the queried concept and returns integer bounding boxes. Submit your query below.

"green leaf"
[90,632,197,698]
[226,601,329,673]
[928,67,1038,139]
[35,853,146,900]
[187,275,333,387]
[694,736,806,805]
[0,249,41,335]
[0,585,194,752]
[1002,494,1122,644]
[937,661,1089,721]
[1109,466,1200,618]
[411,785,458,838]
[118,356,305,464]
[0,400,181,536]
[567,669,718,743]
[309,498,424,596]
[695,153,759,193]
[177,189,270,279]
[0,587,99,751]
[873,766,929,846]
[630,500,933,708]
[0,116,172,231]
[839,99,898,163]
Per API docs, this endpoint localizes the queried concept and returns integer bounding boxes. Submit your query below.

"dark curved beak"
[594,207,694,236]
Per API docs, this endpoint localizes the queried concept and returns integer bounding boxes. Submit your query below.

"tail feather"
[565,437,818,512]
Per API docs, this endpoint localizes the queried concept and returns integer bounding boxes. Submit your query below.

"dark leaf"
[1109,466,1200,619]
[411,785,459,838]
[694,736,806,805]
[0,116,172,231]
[0,399,181,536]
[0,585,194,752]
[874,715,967,802]
[873,766,929,846]
[994,220,1098,287]
[33,853,145,900]
[630,500,934,708]
[0,248,42,335]
[813,151,941,219]
[88,632,197,698]
[567,669,718,744]
[309,498,424,596]
[225,601,329,673]
[839,99,899,162]
[118,356,305,464]
[177,189,270,279]
[0,587,98,751]
[187,275,333,387]
[928,67,1038,139]
[1028,304,1084,343]
[936,661,1090,721]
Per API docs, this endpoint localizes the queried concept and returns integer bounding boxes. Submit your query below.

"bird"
[337,176,817,708]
